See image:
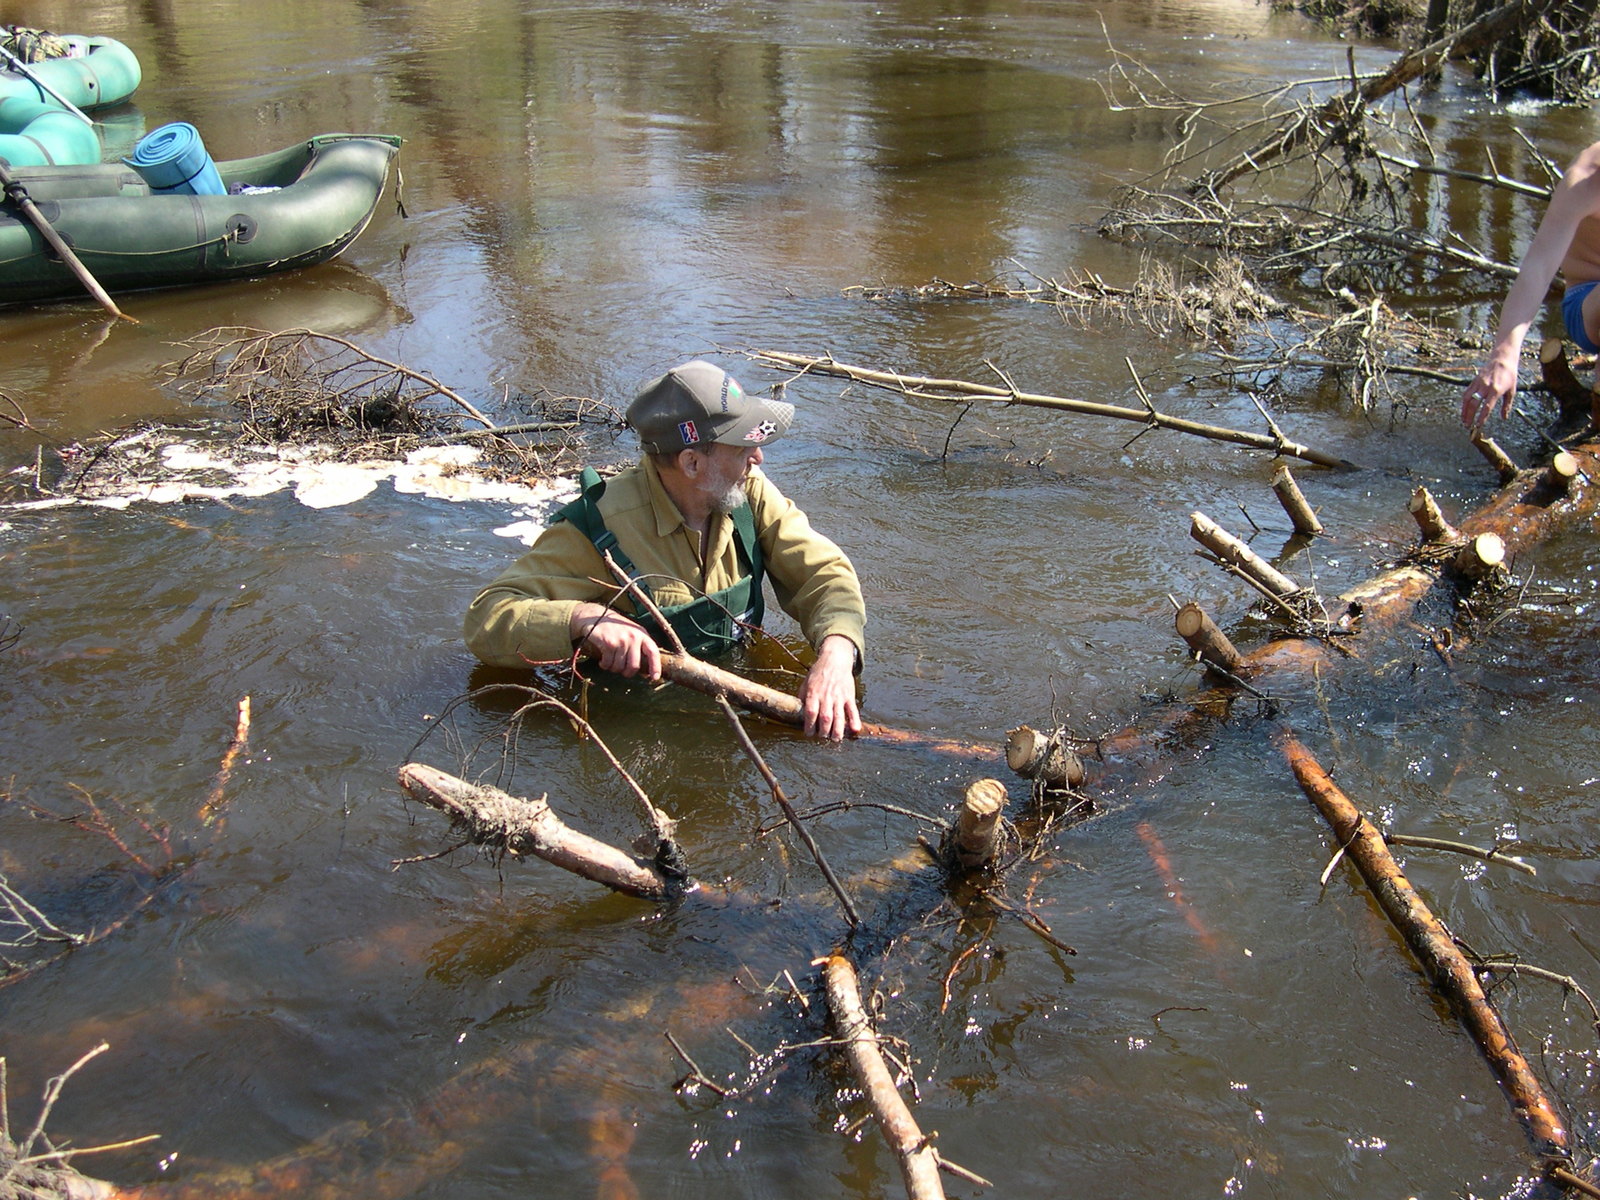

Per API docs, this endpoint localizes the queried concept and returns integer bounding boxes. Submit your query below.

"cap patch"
[678,419,700,445]
[745,420,777,443]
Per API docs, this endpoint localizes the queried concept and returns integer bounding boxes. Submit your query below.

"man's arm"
[464,520,620,668]
[798,633,862,741]
[567,603,662,680]
[1463,143,1600,427]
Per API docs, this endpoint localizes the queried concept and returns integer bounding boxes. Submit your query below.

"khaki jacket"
[464,459,865,669]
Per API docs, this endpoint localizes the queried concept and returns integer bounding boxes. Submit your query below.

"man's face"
[700,441,764,513]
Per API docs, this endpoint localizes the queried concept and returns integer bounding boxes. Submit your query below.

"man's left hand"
[798,634,862,741]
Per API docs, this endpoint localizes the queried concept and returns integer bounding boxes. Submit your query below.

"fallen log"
[745,349,1354,469]
[821,954,947,1200]
[1277,732,1571,1166]
[1082,392,1600,790]
[397,762,683,900]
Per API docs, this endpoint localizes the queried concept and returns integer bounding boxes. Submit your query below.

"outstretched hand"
[1460,355,1519,428]
[798,634,862,741]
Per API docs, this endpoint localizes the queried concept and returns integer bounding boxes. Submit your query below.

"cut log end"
[1174,600,1244,676]
[1005,726,1085,790]
[1408,486,1460,544]
[954,778,1008,869]
[1452,531,1506,580]
[1546,451,1579,492]
[1270,462,1324,535]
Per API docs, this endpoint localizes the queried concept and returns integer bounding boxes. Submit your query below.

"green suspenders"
[552,467,766,657]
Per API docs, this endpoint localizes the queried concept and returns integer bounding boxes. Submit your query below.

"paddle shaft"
[0,163,135,322]
[0,43,95,125]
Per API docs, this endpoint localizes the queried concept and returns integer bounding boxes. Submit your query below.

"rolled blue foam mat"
[124,121,225,195]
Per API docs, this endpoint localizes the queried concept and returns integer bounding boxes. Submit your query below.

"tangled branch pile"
[168,327,623,484]
[1277,0,1600,101]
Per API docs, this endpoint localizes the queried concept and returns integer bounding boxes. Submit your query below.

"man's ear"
[674,448,705,479]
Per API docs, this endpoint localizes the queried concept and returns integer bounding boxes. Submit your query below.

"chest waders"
[553,467,766,658]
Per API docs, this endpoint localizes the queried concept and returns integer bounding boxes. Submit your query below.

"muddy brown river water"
[4,2,1600,1197]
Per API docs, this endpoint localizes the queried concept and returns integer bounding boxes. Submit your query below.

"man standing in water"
[464,360,866,741]
[1462,141,1600,427]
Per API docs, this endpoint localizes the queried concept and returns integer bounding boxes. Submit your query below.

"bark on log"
[1540,336,1590,424]
[656,650,1003,764]
[821,954,947,1200]
[1189,511,1303,597]
[397,762,682,900]
[746,349,1355,469]
[1472,431,1521,485]
[954,779,1008,870]
[1278,732,1570,1163]
[1271,462,1323,535]
[1408,487,1461,544]
[1005,725,1086,790]
[1175,601,1244,676]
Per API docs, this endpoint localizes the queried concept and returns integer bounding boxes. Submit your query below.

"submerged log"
[1278,733,1570,1165]
[397,762,683,900]
[1082,434,1600,794]
[821,954,947,1200]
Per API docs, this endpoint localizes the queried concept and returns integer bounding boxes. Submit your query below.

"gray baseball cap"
[627,360,794,454]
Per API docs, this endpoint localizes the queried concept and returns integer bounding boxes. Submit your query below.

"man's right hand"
[569,604,662,680]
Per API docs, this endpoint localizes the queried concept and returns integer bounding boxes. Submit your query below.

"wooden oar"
[0,162,135,322]
[0,43,94,125]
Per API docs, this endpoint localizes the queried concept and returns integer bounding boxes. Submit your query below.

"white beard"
[710,477,748,514]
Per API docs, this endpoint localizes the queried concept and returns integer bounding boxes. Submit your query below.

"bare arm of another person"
[1462,143,1600,427]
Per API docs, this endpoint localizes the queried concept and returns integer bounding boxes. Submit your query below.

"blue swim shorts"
[1563,280,1600,354]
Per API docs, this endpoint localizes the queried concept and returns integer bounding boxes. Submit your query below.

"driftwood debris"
[1279,733,1571,1165]
[1187,0,1567,196]
[744,349,1354,469]
[396,762,685,900]
[821,954,947,1200]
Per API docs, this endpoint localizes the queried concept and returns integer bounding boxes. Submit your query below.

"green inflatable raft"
[0,134,403,305]
[0,33,142,166]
